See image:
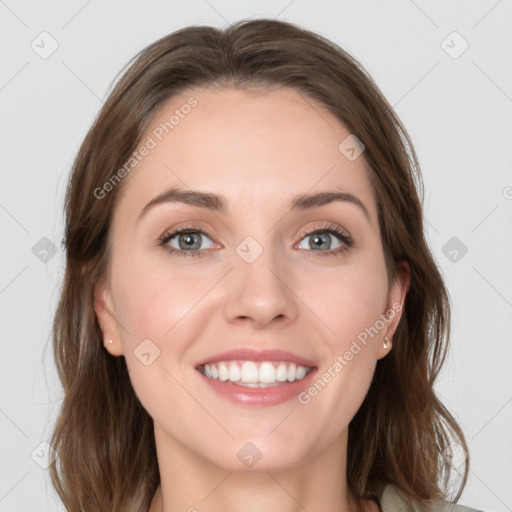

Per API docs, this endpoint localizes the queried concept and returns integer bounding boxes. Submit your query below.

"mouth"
[194,348,318,406]
[197,360,313,387]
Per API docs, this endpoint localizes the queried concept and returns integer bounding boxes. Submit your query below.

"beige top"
[379,485,484,512]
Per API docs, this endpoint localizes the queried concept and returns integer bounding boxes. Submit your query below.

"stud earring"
[104,339,113,347]
[383,336,389,348]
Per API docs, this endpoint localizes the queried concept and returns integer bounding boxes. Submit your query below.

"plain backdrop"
[1,1,511,511]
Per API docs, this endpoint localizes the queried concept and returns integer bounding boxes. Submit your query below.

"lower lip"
[197,368,317,406]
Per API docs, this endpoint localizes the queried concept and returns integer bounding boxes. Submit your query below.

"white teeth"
[240,361,259,383]
[200,360,311,384]
[228,361,240,381]
[236,381,282,388]
[218,362,229,381]
[276,362,288,382]
[259,362,276,383]
[296,365,307,380]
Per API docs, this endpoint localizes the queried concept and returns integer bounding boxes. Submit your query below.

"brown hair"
[49,18,469,511]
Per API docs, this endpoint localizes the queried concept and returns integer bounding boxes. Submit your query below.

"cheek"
[109,256,208,413]
[293,253,388,415]
[299,254,389,347]
[113,262,208,342]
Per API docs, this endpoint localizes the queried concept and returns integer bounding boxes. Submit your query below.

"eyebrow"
[138,187,370,222]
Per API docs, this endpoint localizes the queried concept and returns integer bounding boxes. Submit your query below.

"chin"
[198,435,311,473]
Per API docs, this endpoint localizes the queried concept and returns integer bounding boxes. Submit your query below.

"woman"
[49,19,482,512]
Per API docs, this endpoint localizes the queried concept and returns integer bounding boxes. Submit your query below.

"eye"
[296,223,352,256]
[158,222,352,258]
[158,225,216,257]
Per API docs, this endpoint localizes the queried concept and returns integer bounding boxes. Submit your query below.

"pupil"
[311,233,330,250]
[179,233,200,250]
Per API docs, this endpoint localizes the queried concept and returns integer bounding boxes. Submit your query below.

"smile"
[198,360,313,387]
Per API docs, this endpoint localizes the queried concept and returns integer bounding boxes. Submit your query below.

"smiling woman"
[49,19,483,512]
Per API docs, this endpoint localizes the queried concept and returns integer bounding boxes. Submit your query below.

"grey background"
[1,1,511,510]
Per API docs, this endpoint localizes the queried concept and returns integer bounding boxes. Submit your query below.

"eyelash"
[158,222,353,259]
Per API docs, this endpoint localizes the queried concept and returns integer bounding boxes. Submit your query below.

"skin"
[95,86,410,512]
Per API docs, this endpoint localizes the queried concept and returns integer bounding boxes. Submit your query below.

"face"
[95,86,409,472]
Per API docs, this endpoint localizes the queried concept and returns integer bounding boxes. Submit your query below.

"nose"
[222,244,299,329]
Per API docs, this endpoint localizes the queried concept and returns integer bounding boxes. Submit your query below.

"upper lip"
[195,348,317,368]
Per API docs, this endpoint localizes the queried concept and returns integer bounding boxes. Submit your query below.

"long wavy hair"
[49,18,469,512]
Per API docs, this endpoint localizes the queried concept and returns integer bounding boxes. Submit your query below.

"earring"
[383,336,389,348]
[104,339,113,347]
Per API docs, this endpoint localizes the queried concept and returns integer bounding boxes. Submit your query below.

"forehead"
[115,86,378,225]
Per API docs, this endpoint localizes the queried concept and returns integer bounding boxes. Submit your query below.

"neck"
[148,425,374,512]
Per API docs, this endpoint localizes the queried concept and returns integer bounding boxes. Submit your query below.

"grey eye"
[297,232,342,251]
[167,232,214,251]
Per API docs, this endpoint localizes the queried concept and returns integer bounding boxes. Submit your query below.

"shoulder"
[378,484,485,512]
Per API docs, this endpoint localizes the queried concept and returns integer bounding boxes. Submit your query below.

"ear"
[94,275,123,356]
[377,260,410,359]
